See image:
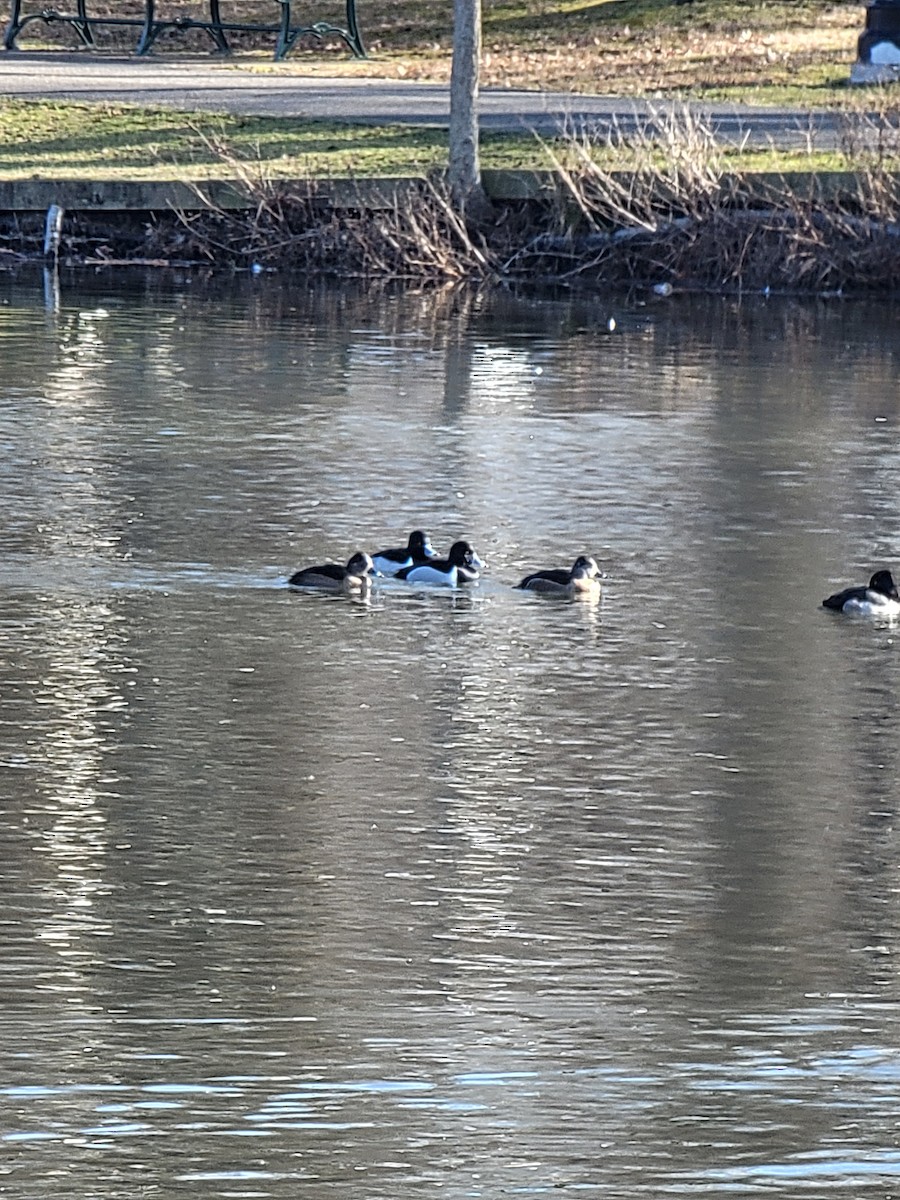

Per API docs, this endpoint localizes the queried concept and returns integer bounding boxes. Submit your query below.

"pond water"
[2,270,900,1199]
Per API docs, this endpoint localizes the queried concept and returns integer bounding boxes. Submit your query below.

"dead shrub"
[13,106,900,295]
[500,104,900,294]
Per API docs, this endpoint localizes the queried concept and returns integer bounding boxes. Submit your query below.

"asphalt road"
[0,51,845,148]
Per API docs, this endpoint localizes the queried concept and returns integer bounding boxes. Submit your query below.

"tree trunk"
[448,0,489,218]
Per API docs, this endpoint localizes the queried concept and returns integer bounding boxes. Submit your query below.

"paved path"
[0,51,843,148]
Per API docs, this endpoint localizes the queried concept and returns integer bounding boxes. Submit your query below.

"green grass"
[0,96,876,183]
[0,0,874,181]
[668,76,854,107]
[0,99,551,178]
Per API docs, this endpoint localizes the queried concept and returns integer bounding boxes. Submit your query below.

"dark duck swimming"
[288,551,376,594]
[822,569,900,616]
[396,540,484,588]
[516,555,602,599]
[370,530,437,577]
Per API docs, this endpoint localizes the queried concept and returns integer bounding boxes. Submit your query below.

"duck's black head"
[346,552,376,577]
[447,541,474,565]
[870,569,898,599]
[571,555,600,578]
[451,541,485,574]
[409,530,434,558]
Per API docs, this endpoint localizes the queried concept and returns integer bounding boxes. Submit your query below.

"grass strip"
[0,97,872,181]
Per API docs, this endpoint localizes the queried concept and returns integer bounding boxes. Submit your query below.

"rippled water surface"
[2,272,900,1199]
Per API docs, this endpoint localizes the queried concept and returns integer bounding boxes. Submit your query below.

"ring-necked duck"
[371,530,437,576]
[396,540,484,587]
[517,555,603,599]
[288,551,376,594]
[822,569,900,616]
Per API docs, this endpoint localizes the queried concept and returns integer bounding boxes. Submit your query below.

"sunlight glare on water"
[1,274,900,1199]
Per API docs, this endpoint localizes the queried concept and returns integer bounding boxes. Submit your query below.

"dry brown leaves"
[18,0,861,95]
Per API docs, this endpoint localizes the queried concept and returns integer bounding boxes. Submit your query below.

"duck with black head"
[288,552,376,595]
[396,540,484,588]
[370,530,437,577]
[822,569,900,616]
[517,555,603,600]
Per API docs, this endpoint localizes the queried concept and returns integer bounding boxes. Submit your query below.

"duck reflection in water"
[288,552,376,595]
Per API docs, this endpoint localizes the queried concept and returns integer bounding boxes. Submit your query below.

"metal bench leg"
[136,0,155,53]
[73,0,97,48]
[274,0,291,59]
[274,0,365,59]
[3,0,23,48]
[344,0,364,57]
[206,0,231,54]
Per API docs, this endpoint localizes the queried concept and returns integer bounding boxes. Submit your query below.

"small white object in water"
[251,262,264,275]
[652,282,673,297]
[606,317,617,332]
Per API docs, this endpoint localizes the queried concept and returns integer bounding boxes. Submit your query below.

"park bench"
[3,0,365,58]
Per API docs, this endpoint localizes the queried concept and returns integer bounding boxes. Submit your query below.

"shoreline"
[2,167,899,296]
[1,49,895,295]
